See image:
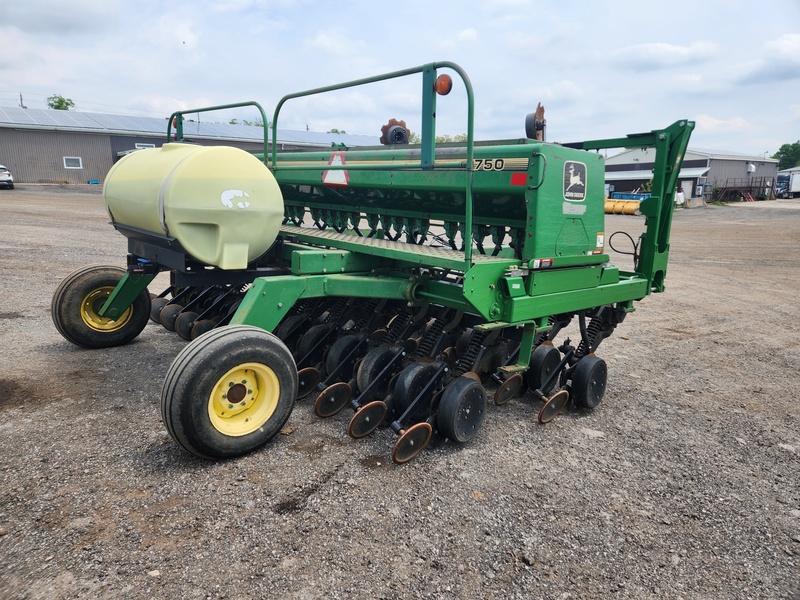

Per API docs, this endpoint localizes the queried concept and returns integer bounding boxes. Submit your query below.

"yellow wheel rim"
[80,286,133,332]
[208,362,280,436]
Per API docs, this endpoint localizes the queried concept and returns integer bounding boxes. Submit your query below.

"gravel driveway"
[1,185,798,599]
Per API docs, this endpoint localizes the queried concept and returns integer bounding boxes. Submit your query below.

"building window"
[135,143,155,149]
[63,157,83,169]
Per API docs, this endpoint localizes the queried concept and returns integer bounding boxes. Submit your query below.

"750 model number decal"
[472,157,528,171]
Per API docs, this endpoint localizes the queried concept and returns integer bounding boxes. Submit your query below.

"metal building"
[605,147,779,201]
[0,106,378,184]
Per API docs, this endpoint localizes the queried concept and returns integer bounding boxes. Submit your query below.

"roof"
[0,106,379,147]
[605,166,710,182]
[779,166,800,174]
[605,146,778,165]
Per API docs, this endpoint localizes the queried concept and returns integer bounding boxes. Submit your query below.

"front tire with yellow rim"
[161,325,298,459]
[51,265,151,348]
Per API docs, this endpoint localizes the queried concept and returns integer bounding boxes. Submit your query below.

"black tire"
[51,265,151,349]
[572,355,608,409]
[356,346,398,400]
[437,376,486,443]
[393,362,439,423]
[325,334,361,381]
[161,325,298,459]
[527,343,561,394]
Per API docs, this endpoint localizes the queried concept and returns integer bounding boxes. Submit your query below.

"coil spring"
[576,315,602,359]
[384,310,412,344]
[454,331,487,376]
[415,318,445,358]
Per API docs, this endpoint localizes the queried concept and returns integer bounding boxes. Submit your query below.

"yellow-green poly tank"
[104,144,284,270]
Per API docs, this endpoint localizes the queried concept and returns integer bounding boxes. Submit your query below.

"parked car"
[0,165,13,189]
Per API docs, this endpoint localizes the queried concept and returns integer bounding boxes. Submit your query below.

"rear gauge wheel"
[51,265,150,348]
[161,325,298,459]
[527,343,561,394]
[356,346,398,400]
[295,323,331,367]
[572,355,607,409]
[325,334,362,381]
[392,362,440,423]
[437,376,486,443]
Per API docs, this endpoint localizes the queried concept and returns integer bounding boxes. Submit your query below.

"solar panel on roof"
[0,105,378,146]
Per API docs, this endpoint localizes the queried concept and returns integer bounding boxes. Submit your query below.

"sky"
[1,0,799,156]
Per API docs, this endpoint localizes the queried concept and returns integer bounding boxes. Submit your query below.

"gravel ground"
[1,184,798,599]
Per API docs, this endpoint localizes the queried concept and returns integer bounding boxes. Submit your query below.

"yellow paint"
[207,362,280,437]
[80,286,133,332]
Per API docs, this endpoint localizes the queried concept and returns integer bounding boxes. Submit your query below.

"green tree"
[406,130,467,144]
[327,128,347,134]
[47,94,75,110]
[772,141,800,170]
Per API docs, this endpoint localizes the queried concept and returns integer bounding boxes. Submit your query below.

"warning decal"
[563,161,586,201]
[322,152,349,187]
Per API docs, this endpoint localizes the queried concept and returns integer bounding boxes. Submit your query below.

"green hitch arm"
[565,119,695,293]
[637,119,695,293]
[98,272,156,319]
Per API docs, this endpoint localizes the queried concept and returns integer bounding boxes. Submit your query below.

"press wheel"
[313,382,351,418]
[437,376,486,443]
[572,355,607,409]
[392,362,440,423]
[274,314,308,354]
[355,346,398,400]
[325,334,361,381]
[348,400,387,438]
[295,323,331,367]
[391,422,432,464]
[528,343,561,394]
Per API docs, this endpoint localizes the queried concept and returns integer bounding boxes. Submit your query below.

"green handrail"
[270,61,476,269]
[167,101,269,158]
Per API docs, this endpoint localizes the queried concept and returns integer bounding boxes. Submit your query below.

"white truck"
[777,169,800,198]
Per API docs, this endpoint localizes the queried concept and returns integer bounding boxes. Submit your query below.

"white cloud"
[694,114,750,132]
[765,33,800,59]
[4,0,124,35]
[611,41,719,71]
[734,33,800,84]
[2,0,799,154]
[305,32,365,56]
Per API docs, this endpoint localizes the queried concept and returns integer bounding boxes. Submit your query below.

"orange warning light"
[435,74,453,96]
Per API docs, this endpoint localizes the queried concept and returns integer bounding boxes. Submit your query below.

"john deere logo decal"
[563,161,586,201]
